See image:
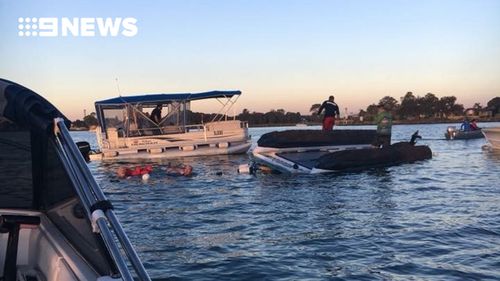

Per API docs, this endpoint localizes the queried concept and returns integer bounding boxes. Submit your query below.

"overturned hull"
[252,129,378,173]
[252,129,432,174]
[257,129,377,148]
[314,142,432,172]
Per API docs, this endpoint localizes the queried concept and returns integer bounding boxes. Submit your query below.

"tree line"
[72,112,98,129]
[353,93,499,121]
[71,95,500,129]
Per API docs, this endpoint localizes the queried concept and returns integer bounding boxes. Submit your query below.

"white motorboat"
[0,79,151,281]
[91,91,251,160]
[482,127,500,149]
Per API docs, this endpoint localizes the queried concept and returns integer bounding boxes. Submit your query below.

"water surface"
[72,123,500,280]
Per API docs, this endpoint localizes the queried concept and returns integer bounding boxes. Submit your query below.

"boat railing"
[184,124,208,141]
[100,119,247,143]
[53,118,151,281]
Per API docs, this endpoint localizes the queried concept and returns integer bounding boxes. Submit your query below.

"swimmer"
[116,165,153,179]
[165,163,193,176]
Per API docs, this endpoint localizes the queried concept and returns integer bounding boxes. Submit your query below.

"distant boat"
[445,126,484,140]
[250,130,431,174]
[482,127,500,149]
[295,123,308,127]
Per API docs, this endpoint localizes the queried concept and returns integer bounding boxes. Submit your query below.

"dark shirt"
[151,107,162,123]
[318,101,340,117]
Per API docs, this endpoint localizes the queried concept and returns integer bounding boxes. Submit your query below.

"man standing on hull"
[317,95,340,131]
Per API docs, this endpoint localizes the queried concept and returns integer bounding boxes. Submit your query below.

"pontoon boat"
[92,91,251,159]
[0,79,151,281]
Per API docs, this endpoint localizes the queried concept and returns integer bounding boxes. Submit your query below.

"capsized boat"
[445,126,484,140]
[482,127,500,149]
[250,130,431,173]
[313,139,432,172]
[92,91,251,160]
[251,129,377,173]
[0,79,151,281]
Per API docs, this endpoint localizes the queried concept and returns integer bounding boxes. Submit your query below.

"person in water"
[460,119,471,131]
[165,163,193,176]
[116,163,192,178]
[373,104,392,147]
[317,95,340,131]
[470,119,480,130]
[116,165,153,178]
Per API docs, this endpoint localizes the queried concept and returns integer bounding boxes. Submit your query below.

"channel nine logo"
[17,17,138,37]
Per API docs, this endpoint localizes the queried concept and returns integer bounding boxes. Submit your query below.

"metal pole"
[54,119,151,281]
[53,132,134,281]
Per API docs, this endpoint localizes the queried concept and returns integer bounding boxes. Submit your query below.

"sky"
[1,0,500,120]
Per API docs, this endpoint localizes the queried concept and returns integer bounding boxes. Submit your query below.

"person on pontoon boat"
[150,104,163,134]
[373,104,393,147]
[150,104,163,123]
[317,95,340,131]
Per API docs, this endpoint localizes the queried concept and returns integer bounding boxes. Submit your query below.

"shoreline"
[247,118,500,128]
[69,119,500,131]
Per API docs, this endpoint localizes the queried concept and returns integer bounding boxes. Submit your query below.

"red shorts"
[322,117,335,131]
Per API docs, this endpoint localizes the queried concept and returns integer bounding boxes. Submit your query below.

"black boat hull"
[316,142,432,171]
[257,129,377,148]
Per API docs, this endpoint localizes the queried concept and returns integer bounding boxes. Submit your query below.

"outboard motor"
[446,126,456,140]
[410,131,422,145]
[76,141,91,162]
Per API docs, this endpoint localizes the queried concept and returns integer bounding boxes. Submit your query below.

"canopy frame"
[95,91,242,137]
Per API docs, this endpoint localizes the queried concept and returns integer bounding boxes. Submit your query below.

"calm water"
[72,123,500,281]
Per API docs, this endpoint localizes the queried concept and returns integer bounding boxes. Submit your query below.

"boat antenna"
[115,77,122,96]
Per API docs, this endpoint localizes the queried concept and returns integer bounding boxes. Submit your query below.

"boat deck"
[276,151,329,169]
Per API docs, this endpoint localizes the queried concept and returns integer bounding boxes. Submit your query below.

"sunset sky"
[1,0,499,120]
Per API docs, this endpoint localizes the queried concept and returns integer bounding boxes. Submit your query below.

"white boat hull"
[0,208,101,281]
[482,127,500,149]
[252,144,374,174]
[91,141,251,160]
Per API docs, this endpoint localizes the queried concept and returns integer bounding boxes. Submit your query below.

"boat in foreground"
[250,129,432,174]
[0,79,150,281]
[482,127,500,149]
[92,91,251,160]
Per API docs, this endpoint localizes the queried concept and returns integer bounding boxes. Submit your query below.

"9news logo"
[18,17,138,37]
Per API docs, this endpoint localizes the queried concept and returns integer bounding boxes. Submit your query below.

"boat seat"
[161,126,183,134]
[0,215,41,281]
